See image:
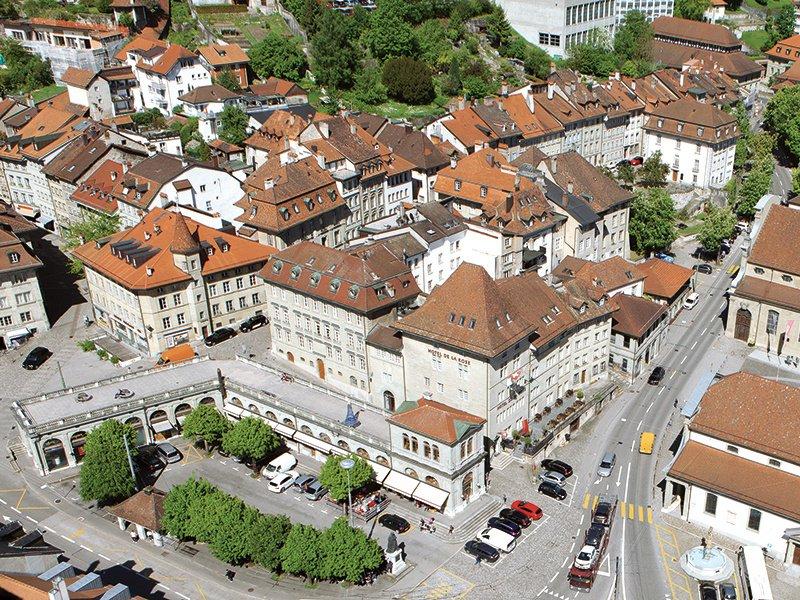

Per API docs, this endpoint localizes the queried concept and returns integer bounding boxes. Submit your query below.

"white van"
[476,527,517,553]
[261,452,297,480]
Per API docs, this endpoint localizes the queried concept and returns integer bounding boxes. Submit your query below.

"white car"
[683,292,700,310]
[538,470,566,486]
[267,470,299,493]
[476,527,516,553]
[261,452,297,480]
[574,545,598,570]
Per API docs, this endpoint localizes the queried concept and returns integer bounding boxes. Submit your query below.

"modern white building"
[666,372,800,566]
[614,0,674,26]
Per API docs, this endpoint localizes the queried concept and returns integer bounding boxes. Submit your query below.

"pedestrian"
[475,554,481,565]
[503,494,507,504]
[419,518,424,529]
[673,398,678,408]
[129,530,139,543]
[449,525,454,535]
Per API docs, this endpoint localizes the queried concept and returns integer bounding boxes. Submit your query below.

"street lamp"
[340,458,355,527]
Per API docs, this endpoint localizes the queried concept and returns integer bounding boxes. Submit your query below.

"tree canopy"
[629,188,678,255]
[614,11,653,64]
[0,39,53,97]
[248,33,308,82]
[674,0,711,20]
[214,68,241,92]
[181,404,231,451]
[79,420,137,504]
[367,0,416,60]
[221,416,280,465]
[319,517,384,583]
[311,10,360,89]
[248,514,292,571]
[698,204,736,256]
[764,85,800,162]
[382,57,435,105]
[64,213,120,274]
[218,104,248,146]
[161,476,217,539]
[318,453,374,502]
[280,524,324,580]
[637,151,670,187]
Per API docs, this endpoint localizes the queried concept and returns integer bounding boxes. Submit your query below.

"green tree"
[79,420,138,504]
[297,0,325,35]
[367,0,416,60]
[614,10,653,64]
[736,157,773,218]
[117,11,134,29]
[215,68,241,92]
[485,5,513,48]
[637,151,669,187]
[247,513,292,571]
[415,19,450,68]
[617,163,635,187]
[764,85,800,160]
[161,476,216,539]
[383,57,435,104]
[64,212,120,274]
[319,517,384,583]
[792,167,800,195]
[629,188,678,255]
[565,30,618,77]
[353,65,388,106]
[218,104,248,146]
[206,496,260,564]
[697,204,736,258]
[774,4,796,41]
[311,10,359,89]
[248,33,307,82]
[185,487,229,542]
[318,453,374,502]
[443,56,463,96]
[280,524,323,580]
[181,404,231,451]
[221,416,280,465]
[524,45,552,80]
[0,0,19,18]
[0,39,53,97]
[674,0,711,20]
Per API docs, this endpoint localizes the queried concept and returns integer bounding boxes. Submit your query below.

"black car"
[584,523,606,547]
[487,517,521,538]
[694,263,713,274]
[499,508,531,528]
[648,366,666,385]
[538,481,567,500]
[700,582,717,600]
[464,540,500,563]
[204,327,236,346]
[22,347,51,370]
[135,447,164,473]
[378,513,410,533]
[540,459,573,478]
[240,314,268,333]
[718,582,736,600]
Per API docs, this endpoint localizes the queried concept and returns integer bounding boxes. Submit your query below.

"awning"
[151,420,173,433]
[6,328,31,340]
[782,527,800,542]
[224,405,244,417]
[368,460,390,484]
[383,470,419,497]
[264,418,295,439]
[412,482,450,511]
[293,431,335,454]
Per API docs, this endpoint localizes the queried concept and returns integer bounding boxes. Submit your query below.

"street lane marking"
[647,508,653,524]
[639,506,644,522]
[0,499,6,505]
[98,553,111,561]
[60,535,75,543]
[628,503,634,520]
[582,493,590,509]
[702,327,708,335]
[680,355,687,365]
[156,583,171,591]
[593,495,599,510]
[637,420,643,431]
[25,516,37,523]
[80,545,93,552]
[690,341,698,350]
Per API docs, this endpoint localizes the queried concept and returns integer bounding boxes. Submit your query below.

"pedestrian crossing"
[581,494,653,524]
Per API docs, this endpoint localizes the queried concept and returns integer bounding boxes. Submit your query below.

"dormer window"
[8,252,19,264]
[221,242,229,252]
[455,179,462,191]
[468,318,476,329]
[579,304,587,314]
[677,122,684,133]
[290,265,301,280]
[551,306,560,315]
[495,317,502,328]
[459,315,466,326]
[480,186,487,198]
[449,312,456,323]
[657,119,663,128]
[206,247,214,257]
[505,311,511,322]
[716,129,720,139]
[697,127,704,136]
[309,272,321,287]
[330,278,341,292]
[348,284,360,299]
[542,314,553,325]
[292,204,300,213]
[272,259,283,273]
[250,206,257,217]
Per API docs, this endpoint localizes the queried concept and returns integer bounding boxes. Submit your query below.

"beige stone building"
[727,204,800,356]
[74,208,273,356]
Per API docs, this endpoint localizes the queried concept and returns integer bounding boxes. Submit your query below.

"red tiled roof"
[70,159,122,215]
[197,43,249,66]
[610,294,667,338]
[638,258,694,300]
[388,398,485,445]
[652,16,740,49]
[60,66,96,88]
[748,204,800,275]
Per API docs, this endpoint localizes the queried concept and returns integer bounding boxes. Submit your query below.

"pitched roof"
[197,43,249,66]
[503,92,565,140]
[244,109,308,153]
[544,151,634,213]
[366,324,404,352]
[669,440,800,522]
[638,258,694,299]
[70,159,122,215]
[260,241,420,315]
[136,43,197,76]
[388,398,485,445]
[376,123,449,171]
[644,97,738,143]
[0,230,42,274]
[74,208,273,290]
[652,16,740,49]
[353,112,388,137]
[434,147,518,207]
[114,34,168,62]
[733,275,800,312]
[109,487,167,531]
[766,34,800,61]
[248,77,308,98]
[41,132,111,183]
[109,153,188,209]
[748,203,800,275]
[610,294,667,338]
[395,263,576,358]
[651,41,762,81]
[60,66,96,88]
[178,84,239,104]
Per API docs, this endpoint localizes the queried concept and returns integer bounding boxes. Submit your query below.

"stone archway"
[70,431,87,463]
[125,417,146,446]
[43,438,67,471]
[200,397,216,406]
[174,403,192,424]
[425,476,439,488]
[383,390,395,412]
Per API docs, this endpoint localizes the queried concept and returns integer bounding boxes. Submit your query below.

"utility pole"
[56,360,66,389]
[123,434,138,491]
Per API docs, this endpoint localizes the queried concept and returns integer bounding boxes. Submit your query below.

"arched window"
[150,409,168,423]
[125,417,146,446]
[248,404,259,414]
[231,397,243,407]
[43,439,67,471]
[200,396,215,405]
[383,390,395,412]
[301,425,313,435]
[376,455,389,466]
[283,417,295,428]
[266,411,277,420]
[425,476,439,488]
[174,403,192,423]
[337,440,350,452]
[423,441,431,459]
[402,434,410,450]
[404,467,419,479]
[349,375,357,386]
[462,472,474,501]
[767,310,779,334]
[356,447,369,460]
[411,436,419,453]
[432,445,440,462]
[320,432,332,443]
[70,431,87,463]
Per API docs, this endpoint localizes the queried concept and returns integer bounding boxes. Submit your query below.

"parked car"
[293,474,316,492]
[499,508,531,528]
[693,263,713,274]
[538,470,567,486]
[597,452,616,477]
[268,471,298,493]
[630,156,643,166]
[654,252,675,263]
[735,221,749,234]
[718,582,736,600]
[616,159,630,168]
[700,582,718,600]
[156,442,182,464]
[463,540,500,563]
[584,523,607,548]
[648,366,665,385]
[22,347,51,370]
[304,479,327,501]
[135,445,164,472]
[574,544,598,569]
[261,452,297,480]
[511,500,543,520]
[204,327,236,346]
[378,513,410,533]
[487,517,521,538]
[540,459,573,478]
[476,527,516,553]
[538,481,567,500]
[683,292,700,310]
[240,314,268,333]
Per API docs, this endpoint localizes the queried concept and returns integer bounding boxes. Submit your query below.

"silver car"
[597,452,616,478]
[539,470,567,486]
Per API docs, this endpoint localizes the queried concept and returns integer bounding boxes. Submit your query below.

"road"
[544,243,741,599]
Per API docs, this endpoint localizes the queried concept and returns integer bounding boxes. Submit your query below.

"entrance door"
[672,170,678,182]
[287,352,294,363]
[316,358,325,380]
[734,308,751,341]
[201,325,208,338]
[793,544,800,566]
[581,370,586,383]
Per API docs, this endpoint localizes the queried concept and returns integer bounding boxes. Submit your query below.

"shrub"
[382,57,435,105]
[96,348,108,360]
[77,340,96,352]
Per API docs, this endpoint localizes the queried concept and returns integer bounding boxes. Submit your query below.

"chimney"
[547,84,554,101]
[506,192,513,213]
[450,155,457,169]
[631,80,636,91]
[497,99,503,111]
[458,97,466,111]
[501,82,508,97]
[514,174,520,190]
[614,71,620,80]
[567,180,573,194]
[111,170,117,181]
[679,72,685,87]
[527,89,535,113]
[550,156,557,174]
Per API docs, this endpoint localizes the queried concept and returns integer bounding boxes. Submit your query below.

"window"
[176,313,185,325]
[252,292,259,304]
[0,315,11,326]
[225,300,233,312]
[437,382,444,393]
[458,388,469,402]
[458,363,468,379]
[158,297,167,310]
[249,274,257,286]
[239,297,247,309]
[747,508,761,531]
[411,436,419,452]
[432,445,440,461]
[222,281,231,293]
[754,267,765,275]
[14,292,31,304]
[236,278,243,290]
[212,303,220,316]
[782,274,793,282]
[766,310,779,334]
[8,252,19,264]
[162,316,171,329]
[424,441,431,458]
[200,184,206,192]
[209,284,217,296]
[769,458,781,467]
[726,444,739,454]
[704,492,718,515]
[402,434,410,450]
[454,179,461,191]
[19,311,31,323]
[424,376,430,387]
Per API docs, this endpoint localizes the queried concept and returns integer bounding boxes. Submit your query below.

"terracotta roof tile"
[197,43,249,66]
[136,43,197,76]
[109,487,167,532]
[249,77,307,98]
[0,230,42,274]
[544,151,634,213]
[733,275,800,311]
[610,294,667,337]
[388,398,485,444]
[638,258,694,299]
[60,66,96,88]
[178,84,239,104]
[748,204,800,275]
[651,41,762,81]
[644,97,738,143]
[653,16,740,49]
[366,324,403,352]
[70,159,122,215]
[766,33,800,61]
[115,34,168,62]
[376,123,449,171]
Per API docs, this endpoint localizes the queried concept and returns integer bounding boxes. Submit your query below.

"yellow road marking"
[0,488,49,511]
[72,527,85,539]
[593,495,599,510]
[582,493,590,509]
[195,584,207,600]
[639,505,644,522]
[620,501,626,517]
[647,508,653,524]
[628,503,634,520]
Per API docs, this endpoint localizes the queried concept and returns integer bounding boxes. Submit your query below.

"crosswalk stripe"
[593,495,599,510]
[639,505,644,522]
[620,501,626,517]
[583,493,590,510]
[647,508,653,524]
[628,503,634,520]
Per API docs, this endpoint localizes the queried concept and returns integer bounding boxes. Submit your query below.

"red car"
[511,500,543,520]
[630,156,643,166]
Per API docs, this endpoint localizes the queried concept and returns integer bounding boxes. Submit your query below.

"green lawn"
[31,85,65,103]
[744,0,792,11]
[741,29,770,53]
[200,11,292,45]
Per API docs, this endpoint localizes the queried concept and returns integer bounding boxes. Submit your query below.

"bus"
[737,545,774,600]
